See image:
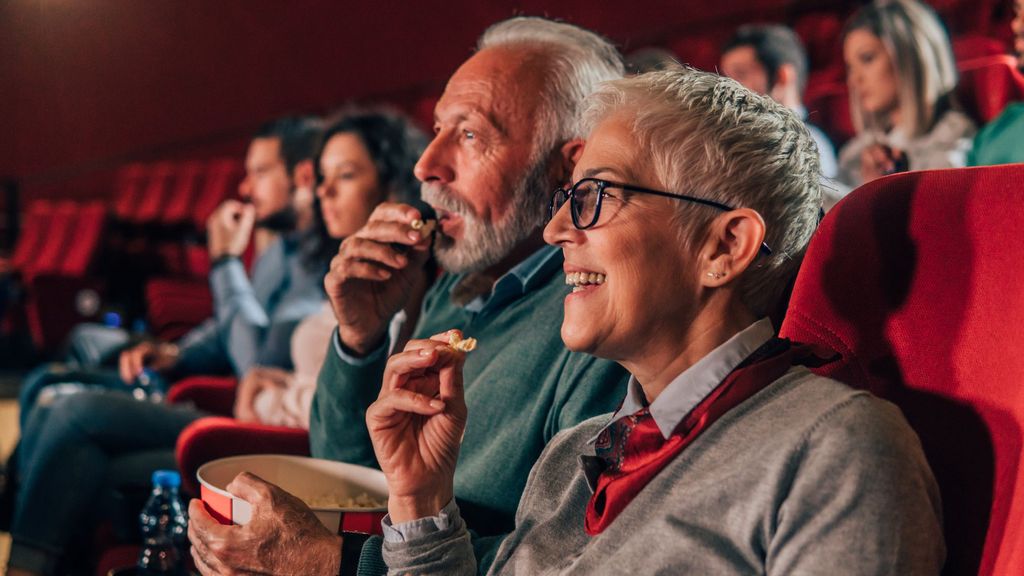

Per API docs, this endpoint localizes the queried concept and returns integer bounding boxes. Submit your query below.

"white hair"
[479,17,625,154]
[583,67,822,318]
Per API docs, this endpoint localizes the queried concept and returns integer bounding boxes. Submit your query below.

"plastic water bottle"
[132,368,164,403]
[137,470,188,575]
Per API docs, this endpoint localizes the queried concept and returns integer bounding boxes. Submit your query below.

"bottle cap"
[152,470,182,488]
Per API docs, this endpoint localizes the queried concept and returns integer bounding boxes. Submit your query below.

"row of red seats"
[114,158,244,230]
[4,201,108,350]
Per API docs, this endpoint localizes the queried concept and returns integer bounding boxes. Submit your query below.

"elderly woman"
[837,0,975,187]
[367,68,944,574]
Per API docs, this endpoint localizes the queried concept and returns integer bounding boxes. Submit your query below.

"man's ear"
[775,63,796,89]
[557,138,586,183]
[291,159,315,190]
[700,208,767,287]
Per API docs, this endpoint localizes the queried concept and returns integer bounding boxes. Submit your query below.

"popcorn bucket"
[197,454,388,535]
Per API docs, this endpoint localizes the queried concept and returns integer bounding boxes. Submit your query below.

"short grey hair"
[844,0,959,138]
[479,17,625,156]
[583,68,822,318]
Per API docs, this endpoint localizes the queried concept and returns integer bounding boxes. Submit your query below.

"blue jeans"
[18,363,130,430]
[8,389,207,574]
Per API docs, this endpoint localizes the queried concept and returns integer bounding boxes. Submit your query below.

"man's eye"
[463,129,476,140]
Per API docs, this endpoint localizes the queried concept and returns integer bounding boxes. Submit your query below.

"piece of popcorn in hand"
[448,331,477,352]
[410,218,437,236]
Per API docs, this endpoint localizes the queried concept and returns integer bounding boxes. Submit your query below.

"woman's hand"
[860,144,907,183]
[233,366,291,422]
[118,340,180,384]
[367,330,469,523]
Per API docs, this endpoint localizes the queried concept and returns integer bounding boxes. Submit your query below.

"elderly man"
[968,0,1024,166]
[187,17,630,576]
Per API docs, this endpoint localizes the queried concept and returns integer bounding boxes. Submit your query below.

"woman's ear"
[700,208,766,287]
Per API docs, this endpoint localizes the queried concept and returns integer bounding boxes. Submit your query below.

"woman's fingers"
[368,388,446,424]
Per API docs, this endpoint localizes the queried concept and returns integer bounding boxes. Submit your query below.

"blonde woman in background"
[838,0,975,187]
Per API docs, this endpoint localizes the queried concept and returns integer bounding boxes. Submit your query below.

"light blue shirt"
[177,233,326,376]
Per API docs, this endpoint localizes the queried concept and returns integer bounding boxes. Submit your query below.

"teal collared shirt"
[460,245,562,314]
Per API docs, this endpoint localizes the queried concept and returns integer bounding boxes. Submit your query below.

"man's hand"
[233,366,291,422]
[860,144,907,183]
[208,200,256,260]
[189,472,342,575]
[118,340,179,384]
[326,202,432,355]
[367,330,468,523]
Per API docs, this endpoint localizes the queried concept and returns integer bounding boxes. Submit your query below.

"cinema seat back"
[781,165,1024,575]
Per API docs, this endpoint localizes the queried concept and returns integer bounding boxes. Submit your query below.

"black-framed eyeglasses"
[550,178,773,256]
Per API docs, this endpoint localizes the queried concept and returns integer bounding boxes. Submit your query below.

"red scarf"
[584,338,834,535]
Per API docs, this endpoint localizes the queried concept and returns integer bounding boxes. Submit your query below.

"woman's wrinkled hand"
[367,330,469,523]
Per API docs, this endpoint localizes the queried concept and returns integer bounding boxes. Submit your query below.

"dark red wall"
[3,0,845,201]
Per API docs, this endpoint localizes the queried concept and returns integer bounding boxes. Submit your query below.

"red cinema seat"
[793,12,844,72]
[24,201,77,282]
[162,160,206,226]
[668,33,722,72]
[144,277,213,341]
[60,201,106,277]
[953,34,1010,63]
[10,200,54,274]
[133,161,176,224]
[175,417,310,498]
[193,159,243,230]
[781,165,1024,576]
[113,163,149,222]
[957,55,1024,125]
[167,375,311,497]
[805,81,856,147]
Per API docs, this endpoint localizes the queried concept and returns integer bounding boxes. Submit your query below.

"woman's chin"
[560,323,599,355]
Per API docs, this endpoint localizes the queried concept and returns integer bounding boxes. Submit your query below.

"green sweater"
[968,102,1024,166]
[309,247,629,573]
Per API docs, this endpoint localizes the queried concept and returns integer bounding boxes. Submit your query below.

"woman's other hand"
[367,330,469,523]
[860,144,907,183]
[233,366,291,422]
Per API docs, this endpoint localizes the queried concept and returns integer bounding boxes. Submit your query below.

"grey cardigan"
[383,368,945,575]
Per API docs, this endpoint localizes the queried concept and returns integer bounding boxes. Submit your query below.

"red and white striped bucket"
[198,454,388,535]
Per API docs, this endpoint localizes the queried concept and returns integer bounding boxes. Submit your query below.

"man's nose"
[414,135,456,184]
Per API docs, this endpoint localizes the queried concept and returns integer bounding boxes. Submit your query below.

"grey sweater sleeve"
[766,394,945,575]
[381,504,477,576]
